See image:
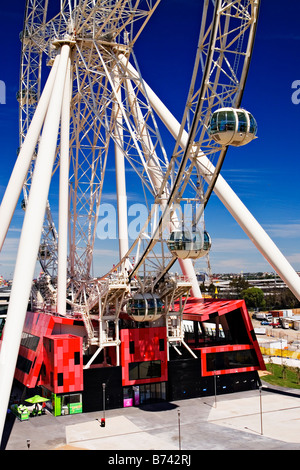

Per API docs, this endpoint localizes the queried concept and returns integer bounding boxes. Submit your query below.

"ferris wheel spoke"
[116,1,260,288]
[95,47,167,190]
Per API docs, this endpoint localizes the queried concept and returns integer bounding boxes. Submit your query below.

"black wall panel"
[82,366,123,412]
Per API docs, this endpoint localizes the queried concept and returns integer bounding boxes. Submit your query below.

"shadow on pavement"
[0,412,16,450]
[138,401,178,412]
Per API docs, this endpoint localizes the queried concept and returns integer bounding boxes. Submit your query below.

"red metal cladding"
[14,311,84,391]
[198,344,261,376]
[177,297,266,372]
[178,297,245,321]
[120,327,168,386]
[15,311,55,388]
[13,296,265,395]
[43,334,83,393]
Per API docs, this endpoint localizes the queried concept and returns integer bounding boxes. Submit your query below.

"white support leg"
[112,71,129,271]
[0,44,71,442]
[83,347,103,369]
[0,55,60,251]
[178,258,201,297]
[122,58,300,302]
[115,318,120,366]
[57,56,71,316]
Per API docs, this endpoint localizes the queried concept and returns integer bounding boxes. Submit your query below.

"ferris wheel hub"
[52,36,76,49]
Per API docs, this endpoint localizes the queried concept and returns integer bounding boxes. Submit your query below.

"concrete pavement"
[2,384,300,451]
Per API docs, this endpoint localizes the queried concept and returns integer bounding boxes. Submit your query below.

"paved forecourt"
[3,385,300,451]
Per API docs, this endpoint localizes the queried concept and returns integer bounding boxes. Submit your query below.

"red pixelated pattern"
[120,326,168,386]
[14,311,83,392]
[43,334,83,393]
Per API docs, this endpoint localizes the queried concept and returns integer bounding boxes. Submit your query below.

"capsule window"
[249,113,257,134]
[237,112,248,133]
[148,299,155,312]
[224,110,235,131]
[203,231,211,251]
[209,114,218,133]
[217,111,227,131]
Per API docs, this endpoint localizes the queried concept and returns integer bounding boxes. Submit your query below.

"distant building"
[210,273,296,298]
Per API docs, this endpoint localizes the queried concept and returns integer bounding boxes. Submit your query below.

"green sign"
[68,402,82,414]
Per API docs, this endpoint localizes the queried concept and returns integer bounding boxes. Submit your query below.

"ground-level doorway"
[123,382,166,407]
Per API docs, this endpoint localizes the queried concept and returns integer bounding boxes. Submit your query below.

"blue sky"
[0,0,300,279]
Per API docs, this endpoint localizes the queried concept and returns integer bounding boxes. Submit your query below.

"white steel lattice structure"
[1,0,300,440]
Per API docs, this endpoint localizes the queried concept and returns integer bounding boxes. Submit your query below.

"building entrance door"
[139,382,166,405]
[123,382,166,407]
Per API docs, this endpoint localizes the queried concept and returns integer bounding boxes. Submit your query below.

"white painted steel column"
[115,318,120,366]
[57,55,71,316]
[0,44,70,442]
[178,259,202,297]
[134,67,300,301]
[112,71,129,271]
[0,55,60,251]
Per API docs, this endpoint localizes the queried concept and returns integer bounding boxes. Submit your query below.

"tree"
[296,367,300,385]
[241,287,266,309]
[282,361,288,380]
[229,276,250,298]
[264,288,300,310]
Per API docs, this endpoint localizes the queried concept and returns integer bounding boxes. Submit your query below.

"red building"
[42,334,83,394]
[8,297,265,415]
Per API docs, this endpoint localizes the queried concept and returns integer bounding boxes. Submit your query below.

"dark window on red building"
[206,349,259,372]
[57,373,64,387]
[74,351,80,365]
[20,331,40,351]
[129,362,139,380]
[159,338,165,351]
[40,363,46,377]
[129,341,135,354]
[16,355,32,374]
[129,360,161,381]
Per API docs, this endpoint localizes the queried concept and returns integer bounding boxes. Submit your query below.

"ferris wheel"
[3,0,300,439]
[4,0,300,326]
[5,0,260,305]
